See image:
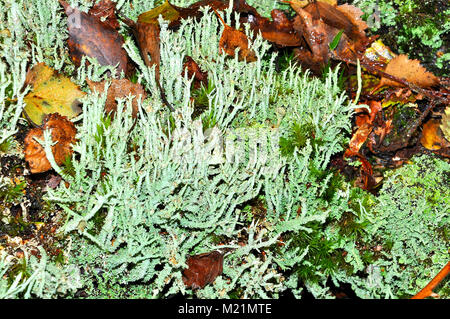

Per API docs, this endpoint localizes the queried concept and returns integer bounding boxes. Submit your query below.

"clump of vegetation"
[352,0,450,75]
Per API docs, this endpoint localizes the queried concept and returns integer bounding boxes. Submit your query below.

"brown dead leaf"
[122,18,161,81]
[89,0,120,30]
[86,78,147,119]
[24,113,77,174]
[345,123,373,156]
[243,9,303,47]
[336,4,368,40]
[182,251,224,289]
[183,56,208,90]
[58,0,129,76]
[215,9,257,62]
[379,54,439,89]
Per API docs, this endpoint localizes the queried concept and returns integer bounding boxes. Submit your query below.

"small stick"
[212,7,227,28]
[411,261,450,299]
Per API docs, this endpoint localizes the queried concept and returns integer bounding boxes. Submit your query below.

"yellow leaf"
[420,119,450,150]
[23,63,85,126]
[137,0,181,25]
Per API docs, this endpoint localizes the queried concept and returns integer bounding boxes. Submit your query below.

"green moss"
[279,122,322,156]
[0,178,25,204]
[354,0,450,75]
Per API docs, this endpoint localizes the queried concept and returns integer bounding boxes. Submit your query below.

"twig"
[334,54,448,105]
[411,261,450,299]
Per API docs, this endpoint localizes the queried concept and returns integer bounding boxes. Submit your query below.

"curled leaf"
[23,63,85,126]
[24,113,77,174]
[182,251,223,289]
[215,9,257,62]
[183,56,208,90]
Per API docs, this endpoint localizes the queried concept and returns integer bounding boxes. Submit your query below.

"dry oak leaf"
[379,54,439,89]
[182,251,224,289]
[86,78,147,119]
[23,63,85,126]
[58,0,129,76]
[24,113,77,174]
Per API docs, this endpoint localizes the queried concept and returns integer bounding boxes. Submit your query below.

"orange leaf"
[24,114,77,174]
[214,9,257,62]
[420,119,450,150]
[379,54,439,89]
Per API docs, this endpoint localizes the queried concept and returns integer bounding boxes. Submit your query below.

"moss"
[279,122,325,157]
[353,0,450,76]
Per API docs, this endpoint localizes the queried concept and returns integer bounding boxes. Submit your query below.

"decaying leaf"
[289,0,372,74]
[182,251,224,289]
[23,63,85,126]
[86,78,147,118]
[378,54,439,89]
[24,113,77,174]
[242,9,304,47]
[58,0,129,76]
[440,106,450,142]
[89,0,120,30]
[286,0,337,10]
[215,9,256,62]
[335,4,368,40]
[137,0,191,26]
[183,56,208,89]
[420,119,450,150]
[121,16,161,81]
[363,39,396,66]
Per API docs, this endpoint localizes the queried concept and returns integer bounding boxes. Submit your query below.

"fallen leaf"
[122,17,161,80]
[363,39,396,66]
[182,251,224,289]
[378,54,439,89]
[215,9,257,62]
[335,4,368,40]
[137,0,191,26]
[89,0,120,30]
[183,56,208,90]
[286,0,337,11]
[86,78,147,119]
[58,0,129,76]
[345,123,373,156]
[245,9,303,47]
[23,63,85,126]
[24,113,77,174]
[440,106,450,142]
[420,119,450,150]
